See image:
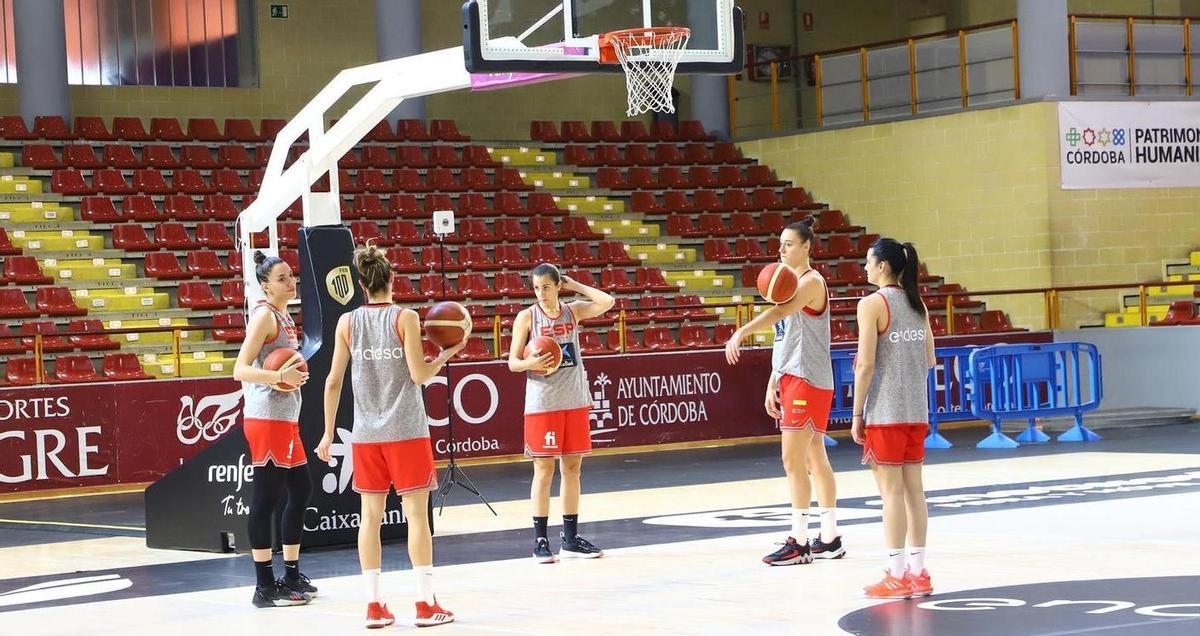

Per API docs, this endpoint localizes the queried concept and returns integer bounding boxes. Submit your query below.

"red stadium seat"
[590,120,622,142]
[675,295,718,322]
[0,288,37,318]
[630,192,663,214]
[133,168,173,194]
[420,273,464,300]
[494,218,531,242]
[391,277,424,303]
[643,326,684,351]
[600,267,641,293]
[461,168,494,192]
[683,143,713,164]
[579,330,607,354]
[563,242,601,267]
[184,250,233,278]
[979,310,1023,332]
[560,121,593,143]
[54,355,101,383]
[716,165,745,188]
[397,119,434,142]
[223,118,263,142]
[679,324,716,348]
[161,195,202,221]
[4,357,39,385]
[219,279,245,306]
[113,116,152,141]
[21,321,73,353]
[386,247,423,273]
[831,319,857,342]
[0,115,35,140]
[178,281,226,309]
[421,245,462,271]
[637,268,678,292]
[650,120,678,141]
[530,121,563,142]
[36,287,86,316]
[34,115,73,140]
[173,169,214,194]
[454,337,492,361]
[103,143,143,169]
[4,256,53,285]
[195,222,235,250]
[102,353,150,380]
[187,117,226,142]
[182,145,219,169]
[387,220,423,245]
[606,328,647,351]
[150,117,189,141]
[80,196,124,223]
[144,252,191,279]
[93,168,135,195]
[746,165,786,187]
[496,168,533,191]
[212,168,252,194]
[259,118,287,140]
[679,120,715,142]
[0,228,18,256]
[494,272,533,298]
[459,245,499,271]
[656,166,689,189]
[430,119,469,141]
[50,169,95,195]
[143,144,182,169]
[495,244,533,270]
[459,273,503,299]
[621,120,653,142]
[154,222,198,250]
[713,143,752,164]
[203,194,240,221]
[22,144,65,169]
[212,312,247,342]
[624,144,654,166]
[67,319,119,351]
[952,313,981,335]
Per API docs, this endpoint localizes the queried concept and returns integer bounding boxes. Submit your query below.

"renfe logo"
[207,453,254,492]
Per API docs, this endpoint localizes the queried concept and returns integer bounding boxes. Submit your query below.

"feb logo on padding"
[325,266,353,305]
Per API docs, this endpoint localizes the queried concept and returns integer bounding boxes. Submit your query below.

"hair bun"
[802,216,816,228]
[252,250,267,265]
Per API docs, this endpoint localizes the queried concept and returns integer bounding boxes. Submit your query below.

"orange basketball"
[424,301,472,349]
[757,263,799,304]
[523,335,563,376]
[263,347,307,392]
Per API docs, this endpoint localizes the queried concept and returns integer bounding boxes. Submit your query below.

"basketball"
[425,301,472,349]
[757,263,799,304]
[263,347,307,392]
[523,335,563,376]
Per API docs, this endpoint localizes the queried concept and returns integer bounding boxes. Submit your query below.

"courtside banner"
[1058,101,1200,189]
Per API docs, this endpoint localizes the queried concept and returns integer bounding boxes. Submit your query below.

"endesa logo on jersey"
[351,347,405,361]
[888,329,926,344]
[538,323,575,338]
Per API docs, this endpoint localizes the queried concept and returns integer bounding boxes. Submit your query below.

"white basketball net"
[608,28,691,116]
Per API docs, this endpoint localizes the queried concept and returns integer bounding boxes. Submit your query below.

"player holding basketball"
[851,238,936,599]
[318,245,465,628]
[508,263,614,563]
[232,251,316,607]
[725,218,845,565]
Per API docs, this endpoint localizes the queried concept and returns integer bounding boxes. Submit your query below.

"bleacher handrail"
[1068,14,1196,97]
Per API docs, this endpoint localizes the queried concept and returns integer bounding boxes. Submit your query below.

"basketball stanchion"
[428,209,496,516]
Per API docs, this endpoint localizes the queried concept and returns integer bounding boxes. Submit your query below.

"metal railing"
[729,19,1020,134]
[1069,14,1198,96]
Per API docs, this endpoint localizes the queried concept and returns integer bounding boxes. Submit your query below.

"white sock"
[887,550,905,578]
[790,508,808,539]
[907,547,926,574]
[812,507,838,542]
[362,568,381,603]
[415,565,434,605]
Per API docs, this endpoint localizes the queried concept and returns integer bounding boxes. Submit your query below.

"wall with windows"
[0,0,377,122]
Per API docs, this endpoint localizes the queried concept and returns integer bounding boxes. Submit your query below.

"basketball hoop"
[599,27,691,116]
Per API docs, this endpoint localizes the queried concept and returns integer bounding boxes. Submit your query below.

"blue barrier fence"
[824,342,1102,450]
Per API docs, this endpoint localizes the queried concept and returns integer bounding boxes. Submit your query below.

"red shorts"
[524,407,591,457]
[862,424,929,465]
[778,375,834,432]
[352,438,438,495]
[243,418,307,468]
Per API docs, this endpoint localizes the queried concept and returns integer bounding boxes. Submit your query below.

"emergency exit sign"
[270,4,288,19]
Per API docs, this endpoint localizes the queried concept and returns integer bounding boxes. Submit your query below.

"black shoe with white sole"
[560,532,604,559]
[810,535,846,560]
[533,537,557,564]
[279,572,318,597]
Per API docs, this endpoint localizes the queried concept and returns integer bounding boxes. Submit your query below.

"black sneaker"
[280,572,318,597]
[560,532,604,559]
[252,580,311,608]
[811,535,846,560]
[533,537,557,564]
[762,537,812,566]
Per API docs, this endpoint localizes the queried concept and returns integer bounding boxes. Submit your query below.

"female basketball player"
[318,245,465,628]
[725,218,844,566]
[508,263,615,563]
[850,238,936,599]
[232,251,315,608]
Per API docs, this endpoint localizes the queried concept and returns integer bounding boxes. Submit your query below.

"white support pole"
[239,46,473,306]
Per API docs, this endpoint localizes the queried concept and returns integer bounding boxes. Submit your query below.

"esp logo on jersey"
[538,323,575,338]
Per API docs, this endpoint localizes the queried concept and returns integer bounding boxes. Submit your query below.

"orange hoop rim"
[599,26,692,64]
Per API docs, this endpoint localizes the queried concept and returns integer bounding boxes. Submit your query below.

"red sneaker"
[905,568,933,597]
[864,571,913,599]
[415,598,455,627]
[365,602,395,629]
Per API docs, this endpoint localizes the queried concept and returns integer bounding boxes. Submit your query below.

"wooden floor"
[1,424,1198,635]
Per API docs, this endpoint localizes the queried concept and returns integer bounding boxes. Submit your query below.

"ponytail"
[871,237,927,316]
[899,242,925,316]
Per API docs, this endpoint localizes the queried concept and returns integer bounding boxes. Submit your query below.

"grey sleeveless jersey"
[524,303,590,415]
[863,286,930,426]
[771,269,833,389]
[349,304,429,443]
[243,302,302,423]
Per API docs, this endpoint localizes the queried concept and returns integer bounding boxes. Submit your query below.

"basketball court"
[3,423,1198,634]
